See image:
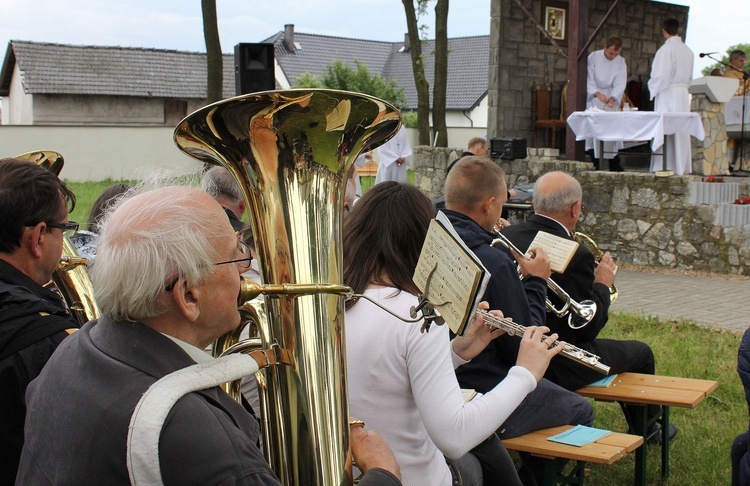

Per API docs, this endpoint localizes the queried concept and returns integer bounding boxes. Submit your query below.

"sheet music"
[413,213,489,335]
[528,231,579,273]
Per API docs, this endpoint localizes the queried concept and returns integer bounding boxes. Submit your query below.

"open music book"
[412,212,490,336]
[528,231,579,274]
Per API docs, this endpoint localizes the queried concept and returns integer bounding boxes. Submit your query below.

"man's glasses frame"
[165,240,252,291]
[26,221,80,237]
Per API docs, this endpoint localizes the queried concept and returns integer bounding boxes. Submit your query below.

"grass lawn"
[65,179,745,484]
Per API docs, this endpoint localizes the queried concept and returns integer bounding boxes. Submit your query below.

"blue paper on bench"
[588,374,618,387]
[547,425,612,447]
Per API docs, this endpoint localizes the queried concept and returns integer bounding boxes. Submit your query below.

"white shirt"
[587,49,627,109]
[346,287,537,486]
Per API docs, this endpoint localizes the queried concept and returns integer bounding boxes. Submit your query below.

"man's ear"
[24,223,46,259]
[171,280,201,322]
[481,196,495,216]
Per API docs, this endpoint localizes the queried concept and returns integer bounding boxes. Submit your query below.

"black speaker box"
[234,43,275,95]
[490,138,527,160]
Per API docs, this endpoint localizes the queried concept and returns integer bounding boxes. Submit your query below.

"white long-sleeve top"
[586,49,627,109]
[346,287,537,486]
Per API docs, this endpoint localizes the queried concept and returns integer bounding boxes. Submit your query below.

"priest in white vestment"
[374,125,412,184]
[586,36,627,170]
[648,18,695,175]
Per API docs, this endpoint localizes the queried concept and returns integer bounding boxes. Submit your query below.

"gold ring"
[349,418,365,427]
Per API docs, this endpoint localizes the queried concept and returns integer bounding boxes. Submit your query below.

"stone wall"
[414,146,750,275]
[488,0,689,144]
[691,93,730,175]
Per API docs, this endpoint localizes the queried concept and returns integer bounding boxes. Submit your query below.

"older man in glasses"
[16,185,401,485]
[0,157,80,483]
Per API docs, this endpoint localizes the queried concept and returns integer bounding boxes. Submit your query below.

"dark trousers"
[733,431,750,486]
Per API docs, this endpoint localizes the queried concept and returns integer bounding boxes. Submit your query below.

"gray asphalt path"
[610,269,749,333]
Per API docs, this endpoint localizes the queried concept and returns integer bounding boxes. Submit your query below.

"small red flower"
[705,175,725,183]
[735,196,750,205]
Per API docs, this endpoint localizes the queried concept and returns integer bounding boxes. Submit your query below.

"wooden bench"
[577,372,718,485]
[503,425,643,485]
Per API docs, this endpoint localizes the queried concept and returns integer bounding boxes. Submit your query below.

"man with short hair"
[648,18,695,175]
[586,36,627,171]
[201,165,246,231]
[16,186,401,485]
[501,171,675,442]
[443,157,594,440]
[724,49,749,94]
[0,158,79,483]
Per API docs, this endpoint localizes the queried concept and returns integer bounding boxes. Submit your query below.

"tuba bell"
[174,89,400,485]
[15,151,101,326]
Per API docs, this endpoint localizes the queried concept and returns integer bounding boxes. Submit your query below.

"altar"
[567,111,705,173]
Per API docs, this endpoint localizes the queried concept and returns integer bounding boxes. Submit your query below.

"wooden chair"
[532,82,567,149]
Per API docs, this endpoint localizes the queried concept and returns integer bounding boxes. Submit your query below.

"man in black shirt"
[0,158,79,483]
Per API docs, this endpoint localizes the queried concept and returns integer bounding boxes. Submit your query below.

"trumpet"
[491,231,597,330]
[476,309,610,374]
[574,231,618,303]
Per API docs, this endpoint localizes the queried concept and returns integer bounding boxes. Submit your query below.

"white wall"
[0,126,202,181]
[0,125,486,182]
[2,64,33,125]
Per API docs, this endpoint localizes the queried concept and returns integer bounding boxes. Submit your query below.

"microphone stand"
[705,53,749,172]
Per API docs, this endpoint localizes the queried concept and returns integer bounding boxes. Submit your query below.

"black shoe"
[646,423,678,445]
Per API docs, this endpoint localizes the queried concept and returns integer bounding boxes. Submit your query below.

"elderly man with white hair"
[15,186,401,485]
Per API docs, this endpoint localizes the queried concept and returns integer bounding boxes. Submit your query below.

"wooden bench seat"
[503,425,643,485]
[577,372,718,485]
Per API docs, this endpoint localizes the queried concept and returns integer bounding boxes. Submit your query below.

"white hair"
[532,172,582,213]
[92,187,226,322]
[200,166,243,203]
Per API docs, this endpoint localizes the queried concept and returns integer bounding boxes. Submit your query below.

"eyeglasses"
[214,240,252,269]
[165,239,252,291]
[45,221,80,237]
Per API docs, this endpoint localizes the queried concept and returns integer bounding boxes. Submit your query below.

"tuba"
[15,151,101,326]
[574,231,618,303]
[174,89,400,485]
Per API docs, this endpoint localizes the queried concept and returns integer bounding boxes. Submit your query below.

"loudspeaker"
[234,43,275,95]
[490,137,527,160]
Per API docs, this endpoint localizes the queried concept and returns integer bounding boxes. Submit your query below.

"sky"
[0,0,745,79]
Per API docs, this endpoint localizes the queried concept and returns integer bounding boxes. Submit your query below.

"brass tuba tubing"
[174,89,400,485]
[491,232,597,329]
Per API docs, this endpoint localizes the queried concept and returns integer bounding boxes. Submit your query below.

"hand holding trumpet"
[514,246,552,280]
[593,251,617,288]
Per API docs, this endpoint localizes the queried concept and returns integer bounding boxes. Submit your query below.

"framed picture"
[541,0,568,47]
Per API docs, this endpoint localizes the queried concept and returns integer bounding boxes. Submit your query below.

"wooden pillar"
[566,0,588,161]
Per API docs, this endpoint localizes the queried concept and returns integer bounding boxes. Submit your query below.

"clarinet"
[475,309,611,375]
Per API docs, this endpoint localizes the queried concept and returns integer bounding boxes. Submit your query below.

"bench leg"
[518,453,585,486]
[632,405,648,486]
[661,406,670,481]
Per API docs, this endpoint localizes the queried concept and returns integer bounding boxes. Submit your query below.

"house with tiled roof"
[0,28,489,128]
[267,25,489,128]
[0,41,237,126]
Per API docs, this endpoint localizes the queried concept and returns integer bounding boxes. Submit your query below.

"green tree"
[201,0,223,103]
[293,60,406,108]
[701,43,750,76]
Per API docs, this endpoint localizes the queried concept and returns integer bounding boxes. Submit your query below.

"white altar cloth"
[567,111,705,153]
